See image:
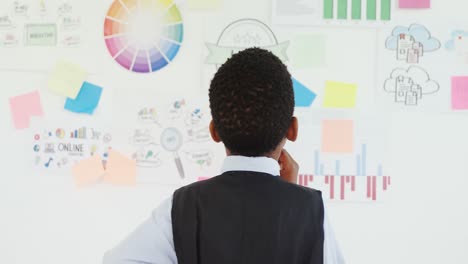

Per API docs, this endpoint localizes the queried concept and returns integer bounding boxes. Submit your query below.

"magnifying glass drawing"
[161,127,185,179]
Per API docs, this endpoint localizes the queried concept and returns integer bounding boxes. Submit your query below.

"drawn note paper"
[65,82,103,114]
[290,34,326,68]
[399,0,430,8]
[321,120,354,153]
[452,76,468,110]
[72,155,105,188]
[293,78,317,107]
[323,81,357,108]
[187,0,221,9]
[103,150,137,186]
[48,60,87,99]
[9,90,44,129]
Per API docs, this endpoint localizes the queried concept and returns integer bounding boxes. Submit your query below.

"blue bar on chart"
[361,144,367,176]
[377,164,383,177]
[314,150,320,175]
[335,160,341,176]
[320,163,325,176]
[356,154,361,176]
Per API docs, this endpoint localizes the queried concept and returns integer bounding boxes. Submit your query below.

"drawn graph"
[298,144,391,201]
[323,0,391,22]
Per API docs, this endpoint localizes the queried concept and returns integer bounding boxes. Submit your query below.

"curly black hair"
[209,48,295,157]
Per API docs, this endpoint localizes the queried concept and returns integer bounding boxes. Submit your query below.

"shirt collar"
[221,155,280,176]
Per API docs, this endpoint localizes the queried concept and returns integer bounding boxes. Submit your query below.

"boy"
[104,48,345,264]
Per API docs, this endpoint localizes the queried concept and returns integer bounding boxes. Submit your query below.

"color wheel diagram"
[104,0,184,73]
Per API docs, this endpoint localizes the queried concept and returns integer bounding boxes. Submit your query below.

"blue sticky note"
[65,82,103,114]
[293,78,317,107]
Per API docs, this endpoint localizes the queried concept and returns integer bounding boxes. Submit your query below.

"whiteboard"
[1,0,468,263]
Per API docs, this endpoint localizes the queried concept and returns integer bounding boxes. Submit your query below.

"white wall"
[1,0,468,263]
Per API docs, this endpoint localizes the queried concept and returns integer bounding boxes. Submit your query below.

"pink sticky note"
[72,155,105,188]
[9,90,44,129]
[399,0,430,8]
[103,150,137,186]
[321,120,354,153]
[452,76,468,110]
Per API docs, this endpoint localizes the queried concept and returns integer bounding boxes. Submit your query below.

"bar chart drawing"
[323,0,392,23]
[298,144,391,201]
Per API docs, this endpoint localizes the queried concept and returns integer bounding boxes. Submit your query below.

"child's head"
[209,47,297,157]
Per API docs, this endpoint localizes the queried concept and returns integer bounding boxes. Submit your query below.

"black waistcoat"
[172,171,324,264]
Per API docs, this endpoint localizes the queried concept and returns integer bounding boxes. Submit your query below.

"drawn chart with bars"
[288,114,392,202]
[298,145,391,201]
[323,0,392,23]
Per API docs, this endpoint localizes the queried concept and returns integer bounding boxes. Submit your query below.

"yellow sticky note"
[48,60,87,99]
[323,81,357,108]
[103,150,137,186]
[72,155,105,188]
[187,0,221,9]
[321,120,354,153]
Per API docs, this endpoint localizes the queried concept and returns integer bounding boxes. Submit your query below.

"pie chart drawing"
[104,0,184,73]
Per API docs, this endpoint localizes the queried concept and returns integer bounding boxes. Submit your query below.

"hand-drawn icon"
[44,157,53,168]
[138,107,160,124]
[161,127,185,178]
[384,66,439,106]
[187,127,211,143]
[185,150,213,167]
[57,157,68,168]
[168,99,186,120]
[61,35,81,47]
[70,127,87,139]
[133,143,162,168]
[446,30,468,63]
[39,0,48,16]
[61,16,81,31]
[0,15,16,29]
[205,18,289,66]
[386,24,440,64]
[13,1,29,16]
[34,134,40,140]
[56,128,66,139]
[0,32,19,47]
[33,144,40,152]
[103,133,112,143]
[44,143,55,153]
[90,129,101,140]
[58,2,73,16]
[131,129,154,145]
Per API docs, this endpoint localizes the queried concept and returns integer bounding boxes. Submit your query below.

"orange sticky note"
[72,155,105,187]
[9,90,44,129]
[103,150,137,186]
[321,120,354,153]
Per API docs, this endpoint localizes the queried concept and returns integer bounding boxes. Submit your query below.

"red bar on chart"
[340,176,345,200]
[383,176,387,191]
[367,176,371,198]
[304,175,309,186]
[330,176,335,200]
[299,174,303,186]
[346,175,350,183]
[309,175,314,182]
[325,175,329,184]
[372,176,377,201]
[351,176,356,191]
[388,176,391,185]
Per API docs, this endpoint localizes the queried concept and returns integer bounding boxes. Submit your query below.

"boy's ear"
[286,117,298,142]
[209,120,222,143]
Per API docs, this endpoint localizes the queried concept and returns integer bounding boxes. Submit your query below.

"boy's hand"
[279,149,299,184]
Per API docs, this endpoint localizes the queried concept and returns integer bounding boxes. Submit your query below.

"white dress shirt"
[104,156,345,264]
